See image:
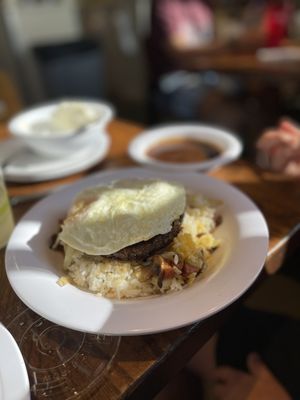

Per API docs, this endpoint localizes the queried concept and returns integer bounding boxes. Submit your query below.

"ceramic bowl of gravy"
[128,124,243,172]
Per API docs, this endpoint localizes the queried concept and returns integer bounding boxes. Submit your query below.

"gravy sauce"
[147,137,221,163]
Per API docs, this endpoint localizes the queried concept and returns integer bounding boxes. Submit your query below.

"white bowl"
[128,124,242,172]
[9,99,114,158]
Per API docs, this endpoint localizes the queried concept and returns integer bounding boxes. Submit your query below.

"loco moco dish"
[53,179,222,299]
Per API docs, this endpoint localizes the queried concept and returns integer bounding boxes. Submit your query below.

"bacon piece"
[155,256,176,288]
[182,262,199,277]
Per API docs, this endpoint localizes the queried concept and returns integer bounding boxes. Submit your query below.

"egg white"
[59,179,186,255]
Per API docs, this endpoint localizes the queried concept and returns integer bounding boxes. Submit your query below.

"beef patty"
[107,215,183,261]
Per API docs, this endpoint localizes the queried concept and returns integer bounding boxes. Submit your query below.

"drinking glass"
[0,167,14,249]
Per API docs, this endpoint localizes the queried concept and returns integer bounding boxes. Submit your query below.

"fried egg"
[58,179,186,256]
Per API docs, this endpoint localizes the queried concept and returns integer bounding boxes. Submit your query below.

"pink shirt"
[157,0,214,48]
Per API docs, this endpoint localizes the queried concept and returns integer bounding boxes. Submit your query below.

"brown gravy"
[147,137,221,163]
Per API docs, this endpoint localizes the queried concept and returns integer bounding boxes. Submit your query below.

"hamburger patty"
[108,216,183,261]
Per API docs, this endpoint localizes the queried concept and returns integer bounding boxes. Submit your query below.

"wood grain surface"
[1,119,300,399]
[180,51,300,77]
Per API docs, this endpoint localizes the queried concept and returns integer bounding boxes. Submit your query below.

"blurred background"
[1,0,300,156]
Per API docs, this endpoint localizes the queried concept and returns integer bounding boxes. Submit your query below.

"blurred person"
[263,0,295,47]
[149,0,220,81]
[147,0,241,122]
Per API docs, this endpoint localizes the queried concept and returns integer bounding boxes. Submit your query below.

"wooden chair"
[0,70,23,121]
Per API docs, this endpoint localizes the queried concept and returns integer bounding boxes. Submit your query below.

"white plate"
[128,124,242,172]
[0,323,30,400]
[2,132,110,182]
[5,168,268,335]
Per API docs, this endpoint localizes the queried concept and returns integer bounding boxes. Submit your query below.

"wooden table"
[181,51,300,78]
[1,119,300,399]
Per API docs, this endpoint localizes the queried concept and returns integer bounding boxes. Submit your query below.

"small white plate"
[128,124,242,172]
[1,132,110,182]
[5,168,268,336]
[0,323,30,400]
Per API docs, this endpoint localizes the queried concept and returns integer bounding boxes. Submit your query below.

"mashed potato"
[58,193,221,299]
[31,101,102,136]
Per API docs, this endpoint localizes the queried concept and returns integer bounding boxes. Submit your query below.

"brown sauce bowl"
[128,124,242,172]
